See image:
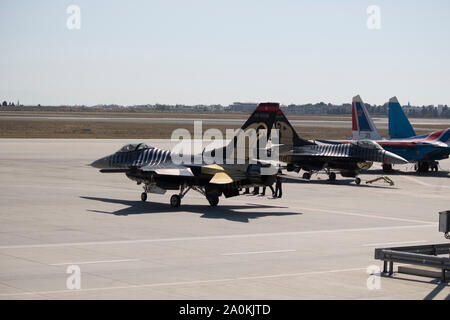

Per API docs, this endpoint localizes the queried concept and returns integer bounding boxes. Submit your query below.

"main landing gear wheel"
[302,172,311,180]
[207,195,219,207]
[170,194,181,208]
[416,162,429,173]
[355,177,361,185]
[382,164,393,173]
[328,172,336,182]
[141,192,147,202]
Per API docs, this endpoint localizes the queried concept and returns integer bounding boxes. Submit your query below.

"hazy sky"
[1,0,449,106]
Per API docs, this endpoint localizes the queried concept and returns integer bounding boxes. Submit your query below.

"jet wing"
[283,149,326,156]
[285,144,351,157]
[139,163,194,176]
[141,162,248,184]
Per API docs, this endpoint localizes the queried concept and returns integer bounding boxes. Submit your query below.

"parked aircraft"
[90,103,281,207]
[340,96,450,172]
[387,96,450,172]
[274,109,407,184]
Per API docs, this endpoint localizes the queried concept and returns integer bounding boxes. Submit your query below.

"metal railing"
[374,243,450,282]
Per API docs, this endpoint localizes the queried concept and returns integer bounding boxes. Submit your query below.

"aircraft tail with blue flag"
[351,95,381,140]
[388,97,416,139]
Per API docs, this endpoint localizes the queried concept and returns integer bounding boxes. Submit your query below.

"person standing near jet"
[274,171,282,198]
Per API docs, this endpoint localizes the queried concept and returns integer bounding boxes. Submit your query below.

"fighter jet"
[386,97,449,172]
[90,103,280,207]
[274,109,407,184]
[328,95,450,172]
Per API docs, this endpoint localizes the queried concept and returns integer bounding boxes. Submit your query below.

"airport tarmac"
[0,139,449,299]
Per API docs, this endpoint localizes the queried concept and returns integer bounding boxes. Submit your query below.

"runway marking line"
[0,224,436,250]
[221,249,296,256]
[296,206,434,225]
[0,266,369,297]
[50,259,140,266]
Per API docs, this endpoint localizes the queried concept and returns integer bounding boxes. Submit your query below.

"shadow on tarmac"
[80,196,301,223]
[379,274,449,300]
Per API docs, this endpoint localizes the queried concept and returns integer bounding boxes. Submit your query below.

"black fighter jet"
[273,109,408,184]
[90,103,280,207]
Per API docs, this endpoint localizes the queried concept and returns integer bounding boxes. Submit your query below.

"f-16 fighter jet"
[90,103,280,207]
[274,109,407,184]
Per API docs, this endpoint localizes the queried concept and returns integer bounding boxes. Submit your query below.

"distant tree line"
[1,100,449,118]
[284,102,450,118]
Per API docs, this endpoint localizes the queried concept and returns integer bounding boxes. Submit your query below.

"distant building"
[229,102,258,112]
[208,104,224,111]
[403,105,420,115]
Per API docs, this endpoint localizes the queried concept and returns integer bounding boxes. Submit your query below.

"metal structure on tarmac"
[375,211,450,282]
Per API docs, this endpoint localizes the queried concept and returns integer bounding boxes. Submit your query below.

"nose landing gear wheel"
[355,177,361,185]
[141,192,147,202]
[170,194,181,208]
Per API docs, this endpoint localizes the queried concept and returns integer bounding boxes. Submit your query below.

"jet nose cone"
[384,151,408,165]
[90,156,109,169]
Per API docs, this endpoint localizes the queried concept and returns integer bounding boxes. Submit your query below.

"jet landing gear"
[170,194,181,208]
[431,162,439,172]
[170,183,191,208]
[328,172,336,182]
[301,170,338,183]
[415,161,438,173]
[323,168,336,183]
[169,184,219,208]
[141,184,153,202]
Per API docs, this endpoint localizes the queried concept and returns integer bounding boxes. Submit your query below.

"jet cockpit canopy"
[352,140,383,150]
[118,143,154,153]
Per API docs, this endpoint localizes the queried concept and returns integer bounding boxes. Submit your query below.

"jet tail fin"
[274,109,313,149]
[351,95,382,140]
[222,102,279,161]
[388,97,416,139]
